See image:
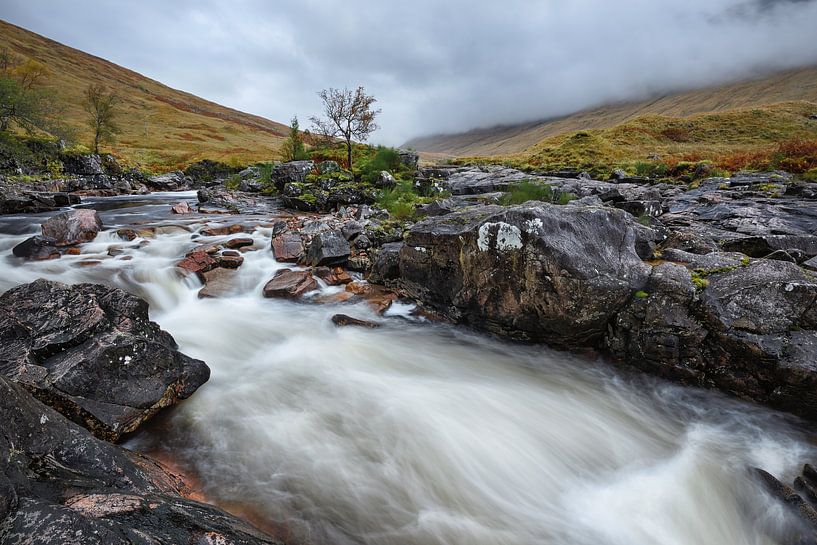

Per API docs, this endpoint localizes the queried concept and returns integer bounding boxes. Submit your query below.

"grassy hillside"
[0,19,289,172]
[406,66,817,157]
[458,101,817,180]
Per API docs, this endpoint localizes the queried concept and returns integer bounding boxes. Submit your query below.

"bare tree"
[83,84,120,154]
[309,86,380,170]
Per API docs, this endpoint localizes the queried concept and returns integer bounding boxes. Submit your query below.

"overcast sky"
[3,0,817,145]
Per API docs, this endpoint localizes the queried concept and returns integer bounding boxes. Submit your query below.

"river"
[0,193,812,545]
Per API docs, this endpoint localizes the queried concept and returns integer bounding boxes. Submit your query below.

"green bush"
[377,179,426,221]
[225,173,241,190]
[360,146,405,184]
[500,181,553,205]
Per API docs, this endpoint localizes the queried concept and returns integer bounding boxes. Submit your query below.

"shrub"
[360,146,404,184]
[225,173,241,190]
[377,179,426,221]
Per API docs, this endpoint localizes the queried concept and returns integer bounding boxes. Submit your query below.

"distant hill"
[0,19,289,171]
[405,66,817,158]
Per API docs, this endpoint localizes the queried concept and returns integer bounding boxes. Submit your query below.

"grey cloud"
[2,0,817,145]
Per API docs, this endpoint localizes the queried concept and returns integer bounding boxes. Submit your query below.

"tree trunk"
[346,137,353,171]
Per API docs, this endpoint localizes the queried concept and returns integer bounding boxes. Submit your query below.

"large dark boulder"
[397,203,651,346]
[607,259,817,420]
[272,160,314,190]
[0,375,280,544]
[41,209,103,246]
[306,230,351,266]
[60,153,105,176]
[11,236,60,261]
[147,171,191,191]
[0,279,210,441]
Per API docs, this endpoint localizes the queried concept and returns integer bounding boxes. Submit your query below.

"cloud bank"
[3,0,817,144]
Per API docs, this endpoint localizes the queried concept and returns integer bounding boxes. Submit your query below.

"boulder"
[397,203,651,345]
[61,153,105,175]
[262,269,318,299]
[271,232,305,263]
[370,242,403,283]
[0,375,279,544]
[198,267,238,299]
[177,250,218,278]
[41,209,103,246]
[146,171,190,191]
[170,201,192,214]
[11,236,60,261]
[607,260,817,420]
[225,237,254,249]
[376,171,397,188]
[313,266,353,286]
[0,279,210,441]
[305,230,351,267]
[398,150,419,170]
[271,160,314,190]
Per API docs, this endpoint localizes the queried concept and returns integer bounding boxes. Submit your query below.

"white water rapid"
[0,194,812,545]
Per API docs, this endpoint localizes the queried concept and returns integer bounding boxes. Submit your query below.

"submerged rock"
[11,235,60,261]
[0,279,209,441]
[41,209,103,246]
[331,314,380,328]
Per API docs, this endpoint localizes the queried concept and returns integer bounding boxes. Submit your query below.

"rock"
[370,242,403,283]
[198,268,238,298]
[61,153,105,175]
[318,160,341,174]
[201,224,249,237]
[354,234,372,250]
[331,314,380,328]
[146,171,190,191]
[41,209,103,246]
[224,237,254,249]
[348,255,372,272]
[398,150,419,170]
[313,266,353,285]
[116,228,139,241]
[376,171,397,188]
[11,236,60,261]
[0,279,209,441]
[397,203,650,346]
[271,232,305,263]
[721,235,817,260]
[218,252,244,269]
[271,160,314,190]
[341,220,364,241]
[170,201,192,214]
[305,230,351,267]
[608,259,817,420]
[177,251,218,278]
[0,375,279,544]
[804,256,817,272]
[262,269,318,299]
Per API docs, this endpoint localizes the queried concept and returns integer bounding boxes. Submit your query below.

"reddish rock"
[170,201,192,214]
[177,251,218,278]
[201,224,248,236]
[346,282,397,314]
[262,269,317,299]
[218,252,244,269]
[225,237,254,249]
[116,228,138,241]
[271,233,304,263]
[41,209,103,246]
[313,291,355,304]
[64,247,82,256]
[198,268,238,299]
[314,266,353,286]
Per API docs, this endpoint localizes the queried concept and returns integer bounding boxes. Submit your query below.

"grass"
[376,179,431,221]
[454,101,817,180]
[499,180,578,206]
[405,65,817,157]
[0,20,289,172]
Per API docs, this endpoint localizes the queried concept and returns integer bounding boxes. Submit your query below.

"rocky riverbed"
[2,161,817,544]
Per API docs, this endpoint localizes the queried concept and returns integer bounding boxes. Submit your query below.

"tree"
[83,84,120,153]
[280,115,307,161]
[309,86,380,171]
[0,47,63,136]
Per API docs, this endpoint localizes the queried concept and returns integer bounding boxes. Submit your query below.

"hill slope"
[406,66,817,157]
[0,19,289,171]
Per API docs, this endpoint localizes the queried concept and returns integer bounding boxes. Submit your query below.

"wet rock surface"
[262,269,318,299]
[0,375,280,544]
[0,279,210,441]
[41,209,103,246]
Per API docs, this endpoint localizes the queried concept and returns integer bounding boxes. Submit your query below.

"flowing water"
[0,193,813,545]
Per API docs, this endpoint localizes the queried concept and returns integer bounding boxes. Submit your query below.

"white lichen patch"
[414,246,427,253]
[524,218,543,234]
[478,222,523,252]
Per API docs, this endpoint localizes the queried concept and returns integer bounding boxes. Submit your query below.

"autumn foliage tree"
[310,86,380,171]
[0,47,63,135]
[82,84,120,153]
